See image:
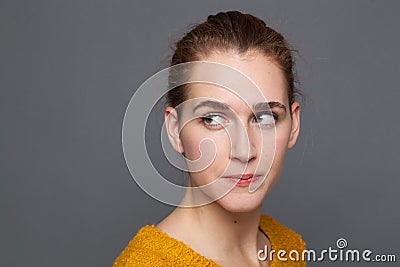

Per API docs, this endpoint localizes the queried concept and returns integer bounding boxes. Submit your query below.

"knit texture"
[113,214,306,266]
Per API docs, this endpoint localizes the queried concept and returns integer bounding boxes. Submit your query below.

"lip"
[222,174,262,187]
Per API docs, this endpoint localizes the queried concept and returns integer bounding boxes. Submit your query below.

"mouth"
[222,174,263,187]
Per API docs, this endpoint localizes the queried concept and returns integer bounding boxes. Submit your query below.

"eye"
[253,112,277,127]
[201,114,226,129]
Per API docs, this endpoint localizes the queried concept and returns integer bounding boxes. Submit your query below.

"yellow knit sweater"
[113,215,306,266]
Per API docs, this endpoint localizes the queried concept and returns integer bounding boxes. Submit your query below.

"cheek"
[258,127,289,168]
[275,137,288,159]
[181,131,231,177]
[258,133,289,191]
[180,133,203,160]
[272,128,291,165]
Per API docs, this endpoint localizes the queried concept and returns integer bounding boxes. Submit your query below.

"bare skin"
[158,50,300,266]
[156,195,271,266]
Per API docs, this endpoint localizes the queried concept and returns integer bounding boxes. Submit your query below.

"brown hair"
[166,11,301,117]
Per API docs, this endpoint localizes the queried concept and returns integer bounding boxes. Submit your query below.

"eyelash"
[200,112,279,129]
[253,112,279,125]
[201,113,226,129]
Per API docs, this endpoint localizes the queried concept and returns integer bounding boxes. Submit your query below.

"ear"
[164,106,184,154]
[288,102,301,149]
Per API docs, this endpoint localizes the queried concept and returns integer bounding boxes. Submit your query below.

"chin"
[214,191,266,213]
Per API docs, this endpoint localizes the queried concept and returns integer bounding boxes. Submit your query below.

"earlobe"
[288,102,301,149]
[164,107,184,154]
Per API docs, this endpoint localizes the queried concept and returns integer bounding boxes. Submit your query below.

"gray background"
[1,0,399,266]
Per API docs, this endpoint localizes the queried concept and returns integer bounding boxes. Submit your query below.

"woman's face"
[165,51,300,212]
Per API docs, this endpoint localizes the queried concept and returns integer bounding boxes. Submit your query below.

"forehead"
[185,52,288,110]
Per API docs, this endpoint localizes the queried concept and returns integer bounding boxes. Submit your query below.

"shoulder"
[113,225,221,267]
[259,214,306,266]
[259,214,306,248]
[112,225,166,267]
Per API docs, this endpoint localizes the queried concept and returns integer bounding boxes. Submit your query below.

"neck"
[180,202,262,246]
[169,189,265,262]
[156,181,269,266]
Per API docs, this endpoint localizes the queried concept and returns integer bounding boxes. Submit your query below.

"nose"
[229,122,257,163]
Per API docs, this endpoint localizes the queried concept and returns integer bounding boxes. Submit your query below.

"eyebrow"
[254,102,287,113]
[192,100,287,113]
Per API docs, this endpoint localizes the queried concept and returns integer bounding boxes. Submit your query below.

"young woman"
[114,11,306,266]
